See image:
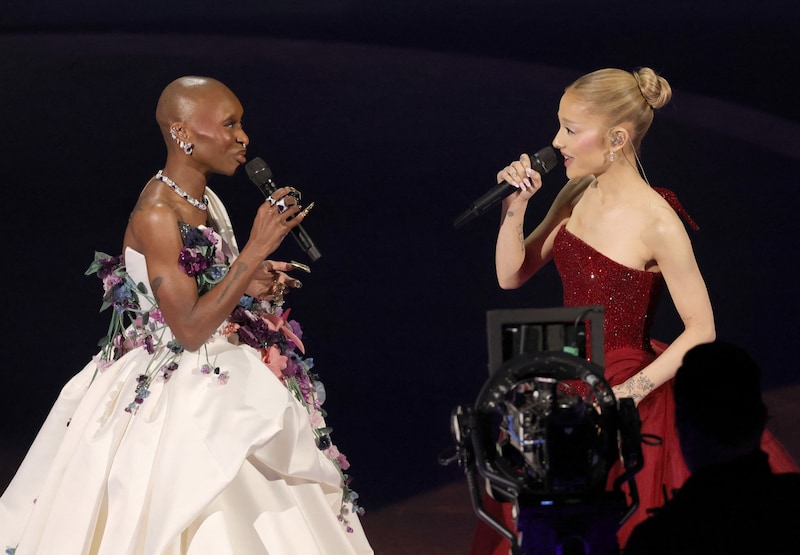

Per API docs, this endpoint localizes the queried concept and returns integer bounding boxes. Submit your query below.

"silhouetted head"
[674,341,768,471]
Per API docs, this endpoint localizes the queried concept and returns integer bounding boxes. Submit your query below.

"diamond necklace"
[154,170,208,211]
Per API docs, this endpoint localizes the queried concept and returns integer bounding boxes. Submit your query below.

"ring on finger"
[274,197,299,213]
[287,187,302,201]
[273,289,286,307]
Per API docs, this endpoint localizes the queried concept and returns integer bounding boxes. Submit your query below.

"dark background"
[2,0,799,517]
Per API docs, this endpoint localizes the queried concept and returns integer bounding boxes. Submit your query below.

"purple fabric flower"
[181,226,213,248]
[143,334,154,354]
[283,357,300,378]
[96,255,122,280]
[202,226,219,246]
[178,247,211,277]
[149,309,165,324]
[288,319,303,340]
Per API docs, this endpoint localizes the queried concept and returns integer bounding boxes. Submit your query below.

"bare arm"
[495,169,592,289]
[612,210,716,404]
[128,188,306,351]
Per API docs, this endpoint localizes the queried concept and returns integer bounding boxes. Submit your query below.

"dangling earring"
[170,128,193,155]
[609,150,616,162]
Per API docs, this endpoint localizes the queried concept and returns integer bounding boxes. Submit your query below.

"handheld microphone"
[245,157,322,262]
[453,146,559,229]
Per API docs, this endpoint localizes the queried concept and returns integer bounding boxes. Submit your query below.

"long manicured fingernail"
[290,260,311,273]
[300,202,315,217]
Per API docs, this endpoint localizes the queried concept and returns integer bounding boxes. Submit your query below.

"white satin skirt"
[0,337,373,555]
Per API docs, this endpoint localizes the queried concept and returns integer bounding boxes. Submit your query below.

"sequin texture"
[553,225,664,352]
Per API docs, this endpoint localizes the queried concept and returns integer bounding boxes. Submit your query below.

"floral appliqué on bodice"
[84,222,363,528]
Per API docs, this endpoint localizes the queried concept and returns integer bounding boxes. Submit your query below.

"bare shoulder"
[124,197,183,255]
[641,187,691,248]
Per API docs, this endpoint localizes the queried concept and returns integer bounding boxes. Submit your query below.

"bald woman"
[0,76,373,555]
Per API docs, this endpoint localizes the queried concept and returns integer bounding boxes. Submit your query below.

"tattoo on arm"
[151,276,163,303]
[618,373,655,403]
[516,224,525,253]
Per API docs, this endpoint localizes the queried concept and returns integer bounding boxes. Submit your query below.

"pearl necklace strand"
[154,170,208,211]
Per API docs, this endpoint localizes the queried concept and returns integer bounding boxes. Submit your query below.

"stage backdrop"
[1,1,798,511]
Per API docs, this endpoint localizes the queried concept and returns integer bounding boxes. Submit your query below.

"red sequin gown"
[470,190,799,554]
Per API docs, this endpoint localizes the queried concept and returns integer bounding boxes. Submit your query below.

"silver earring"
[170,128,193,155]
[609,150,616,162]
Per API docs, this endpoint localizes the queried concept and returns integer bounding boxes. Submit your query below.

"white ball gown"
[0,189,373,555]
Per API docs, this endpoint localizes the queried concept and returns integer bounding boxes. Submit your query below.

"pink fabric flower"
[324,445,351,471]
[92,353,114,372]
[309,409,326,429]
[149,308,165,323]
[102,274,123,293]
[221,322,240,337]
[261,308,305,354]
[261,344,288,379]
